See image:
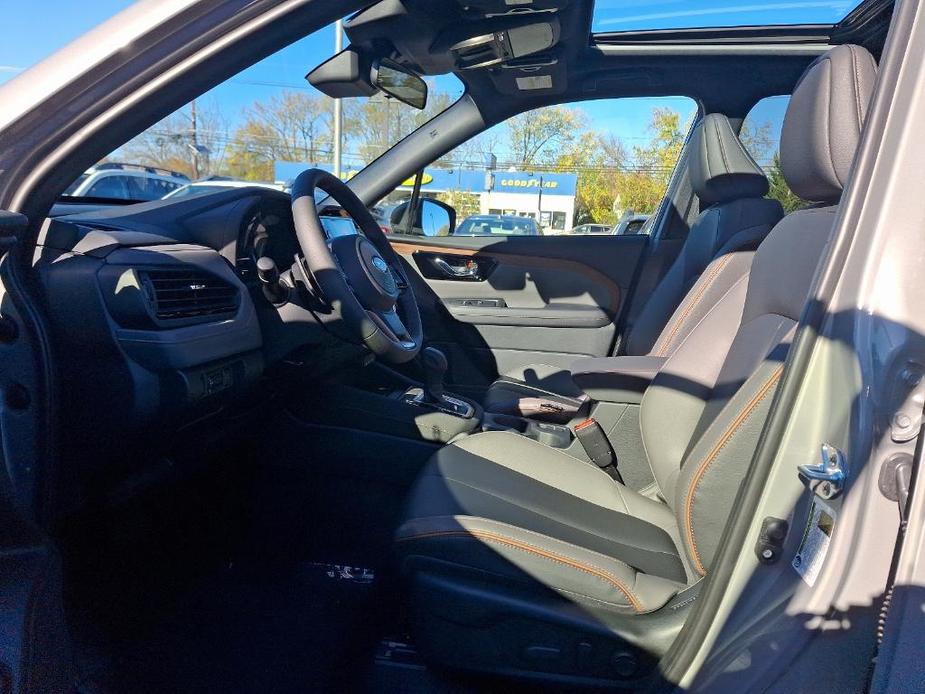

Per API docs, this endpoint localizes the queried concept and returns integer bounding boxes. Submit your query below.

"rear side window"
[740,95,805,212]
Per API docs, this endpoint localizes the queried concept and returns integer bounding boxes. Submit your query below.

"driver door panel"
[390,234,649,399]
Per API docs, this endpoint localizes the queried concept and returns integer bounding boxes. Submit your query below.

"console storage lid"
[570,355,667,404]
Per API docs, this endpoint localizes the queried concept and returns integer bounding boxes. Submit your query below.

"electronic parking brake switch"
[574,418,623,483]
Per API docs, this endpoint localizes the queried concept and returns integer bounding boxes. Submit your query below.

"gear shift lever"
[421,346,448,404]
[406,346,473,419]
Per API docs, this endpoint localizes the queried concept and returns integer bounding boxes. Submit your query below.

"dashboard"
[35,186,363,451]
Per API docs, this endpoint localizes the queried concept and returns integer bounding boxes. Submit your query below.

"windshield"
[9,8,463,204]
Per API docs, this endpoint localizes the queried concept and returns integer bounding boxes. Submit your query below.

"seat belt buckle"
[574,418,623,483]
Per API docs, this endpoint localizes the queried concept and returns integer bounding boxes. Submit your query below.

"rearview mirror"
[373,59,427,110]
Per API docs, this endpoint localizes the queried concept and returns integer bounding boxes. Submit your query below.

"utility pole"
[333,19,344,179]
[190,99,200,179]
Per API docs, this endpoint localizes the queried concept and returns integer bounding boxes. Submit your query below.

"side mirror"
[372,59,427,110]
[390,198,456,237]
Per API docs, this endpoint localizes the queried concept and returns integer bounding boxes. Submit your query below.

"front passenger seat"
[484,112,784,422]
[395,44,877,684]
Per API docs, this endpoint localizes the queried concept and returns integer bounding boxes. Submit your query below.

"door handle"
[433,257,480,280]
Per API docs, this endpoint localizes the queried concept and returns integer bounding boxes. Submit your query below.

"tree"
[442,129,503,169]
[558,131,627,225]
[435,190,480,229]
[225,91,334,180]
[739,119,773,167]
[506,105,587,167]
[610,107,687,216]
[348,89,453,165]
[116,100,228,178]
[766,152,805,213]
[632,107,685,183]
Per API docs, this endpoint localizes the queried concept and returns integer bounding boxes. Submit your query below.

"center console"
[481,355,670,490]
[482,412,573,448]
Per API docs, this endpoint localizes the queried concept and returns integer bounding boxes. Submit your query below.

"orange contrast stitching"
[684,366,784,575]
[655,254,733,357]
[396,529,643,612]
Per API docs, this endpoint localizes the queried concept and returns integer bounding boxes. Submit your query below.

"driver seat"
[394,45,877,683]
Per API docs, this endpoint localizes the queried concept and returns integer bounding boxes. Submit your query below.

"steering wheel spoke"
[369,308,415,348]
[389,263,409,291]
[290,168,422,363]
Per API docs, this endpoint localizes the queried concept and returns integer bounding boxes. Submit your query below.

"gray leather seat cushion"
[397,431,689,614]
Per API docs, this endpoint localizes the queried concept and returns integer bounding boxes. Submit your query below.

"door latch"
[799,443,847,500]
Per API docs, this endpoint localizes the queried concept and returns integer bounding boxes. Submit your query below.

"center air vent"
[140,268,239,322]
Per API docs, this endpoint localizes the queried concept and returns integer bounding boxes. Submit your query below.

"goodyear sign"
[496,176,561,192]
[274,161,577,197]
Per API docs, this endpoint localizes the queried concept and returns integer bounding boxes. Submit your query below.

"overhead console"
[331,0,569,76]
[431,13,561,71]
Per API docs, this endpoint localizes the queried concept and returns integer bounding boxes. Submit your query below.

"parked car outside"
[454,214,541,236]
[63,162,189,201]
[612,214,650,235]
[569,222,612,234]
[163,177,285,199]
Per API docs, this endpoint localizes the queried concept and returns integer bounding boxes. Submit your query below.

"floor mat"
[76,559,386,694]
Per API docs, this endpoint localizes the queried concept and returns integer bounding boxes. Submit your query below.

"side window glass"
[125,177,181,201]
[86,175,129,199]
[740,95,806,212]
[384,96,697,238]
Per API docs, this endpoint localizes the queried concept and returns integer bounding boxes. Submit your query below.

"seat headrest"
[689,113,769,206]
[781,44,878,203]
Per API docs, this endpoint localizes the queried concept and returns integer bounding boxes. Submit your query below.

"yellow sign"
[400,172,434,186]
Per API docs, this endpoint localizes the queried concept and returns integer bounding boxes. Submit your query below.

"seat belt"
[574,418,624,484]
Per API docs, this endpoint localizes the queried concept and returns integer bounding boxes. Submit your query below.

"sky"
[0,0,854,169]
[592,0,857,31]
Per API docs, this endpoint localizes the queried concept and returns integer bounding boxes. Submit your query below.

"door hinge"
[890,363,925,443]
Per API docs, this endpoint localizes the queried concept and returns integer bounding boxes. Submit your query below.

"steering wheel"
[290,169,423,364]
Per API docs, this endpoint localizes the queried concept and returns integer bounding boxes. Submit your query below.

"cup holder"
[482,412,530,434]
[482,413,572,448]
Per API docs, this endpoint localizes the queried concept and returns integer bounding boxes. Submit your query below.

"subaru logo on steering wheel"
[371,256,389,273]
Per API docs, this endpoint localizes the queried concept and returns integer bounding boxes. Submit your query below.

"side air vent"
[140,268,239,322]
